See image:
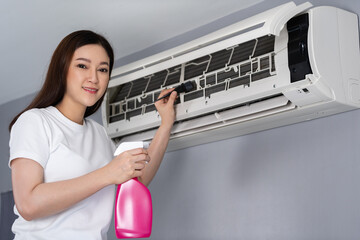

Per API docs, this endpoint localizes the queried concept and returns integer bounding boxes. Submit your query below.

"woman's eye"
[77,64,87,69]
[99,68,109,73]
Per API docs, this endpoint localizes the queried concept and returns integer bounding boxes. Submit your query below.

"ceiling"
[0,0,263,106]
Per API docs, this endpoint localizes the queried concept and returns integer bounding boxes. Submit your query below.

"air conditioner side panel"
[337,8,360,104]
[308,6,360,106]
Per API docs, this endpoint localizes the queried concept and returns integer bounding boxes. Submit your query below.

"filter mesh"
[108,35,276,123]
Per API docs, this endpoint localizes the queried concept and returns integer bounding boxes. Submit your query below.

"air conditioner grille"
[163,66,182,87]
[145,70,167,92]
[108,35,276,124]
[111,93,291,143]
[206,49,232,73]
[229,75,250,89]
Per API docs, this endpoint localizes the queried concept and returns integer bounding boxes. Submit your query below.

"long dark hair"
[9,30,114,131]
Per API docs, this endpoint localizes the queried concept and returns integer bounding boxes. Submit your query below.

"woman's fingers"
[133,153,150,163]
[126,148,150,163]
[126,147,148,155]
[167,91,177,105]
[108,148,151,183]
[120,148,149,162]
[157,88,174,100]
[133,162,146,170]
[156,88,179,104]
[154,89,177,127]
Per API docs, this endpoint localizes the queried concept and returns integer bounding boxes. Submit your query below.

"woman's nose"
[88,69,99,83]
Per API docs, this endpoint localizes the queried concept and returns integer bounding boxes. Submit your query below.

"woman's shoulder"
[11,108,53,143]
[17,108,48,123]
[13,107,55,133]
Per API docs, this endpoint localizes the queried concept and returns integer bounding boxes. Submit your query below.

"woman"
[8,30,177,239]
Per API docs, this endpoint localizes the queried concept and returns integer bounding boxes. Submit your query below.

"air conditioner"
[102,1,360,151]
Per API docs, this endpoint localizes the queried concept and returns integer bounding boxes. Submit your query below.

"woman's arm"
[11,147,149,221]
[11,89,176,220]
[138,89,177,186]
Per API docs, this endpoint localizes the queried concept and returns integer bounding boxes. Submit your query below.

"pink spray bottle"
[113,142,152,239]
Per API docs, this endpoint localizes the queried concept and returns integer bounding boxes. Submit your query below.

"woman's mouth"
[82,87,98,94]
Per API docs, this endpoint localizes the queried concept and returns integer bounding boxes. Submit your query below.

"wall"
[147,110,360,239]
[0,94,35,193]
[1,0,359,239]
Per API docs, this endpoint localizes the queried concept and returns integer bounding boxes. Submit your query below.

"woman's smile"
[82,86,98,94]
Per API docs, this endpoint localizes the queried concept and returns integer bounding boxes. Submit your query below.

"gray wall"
[0,93,35,193]
[1,0,360,239]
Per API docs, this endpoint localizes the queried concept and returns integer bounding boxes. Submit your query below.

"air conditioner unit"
[102,1,360,151]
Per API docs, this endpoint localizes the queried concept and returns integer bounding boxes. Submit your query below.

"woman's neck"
[55,100,86,125]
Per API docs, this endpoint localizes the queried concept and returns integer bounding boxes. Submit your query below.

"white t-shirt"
[9,106,116,240]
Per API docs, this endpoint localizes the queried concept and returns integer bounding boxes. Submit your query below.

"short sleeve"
[9,110,51,168]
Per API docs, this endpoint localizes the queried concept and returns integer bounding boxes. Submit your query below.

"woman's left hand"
[154,88,177,128]
[139,89,177,186]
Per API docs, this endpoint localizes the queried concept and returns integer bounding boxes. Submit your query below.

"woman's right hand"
[104,148,150,185]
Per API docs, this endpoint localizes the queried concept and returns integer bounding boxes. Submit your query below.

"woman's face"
[64,44,110,110]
